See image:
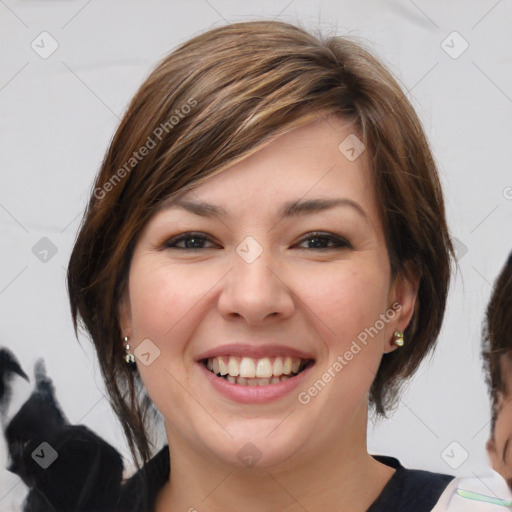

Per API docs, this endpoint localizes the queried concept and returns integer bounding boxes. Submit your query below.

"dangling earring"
[124,336,136,364]
[394,330,404,347]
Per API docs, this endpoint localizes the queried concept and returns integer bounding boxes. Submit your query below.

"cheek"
[495,412,512,473]
[305,263,390,341]
[127,261,209,413]
[128,259,214,341]
[305,265,390,396]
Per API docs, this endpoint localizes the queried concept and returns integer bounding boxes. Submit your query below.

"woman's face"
[119,114,417,470]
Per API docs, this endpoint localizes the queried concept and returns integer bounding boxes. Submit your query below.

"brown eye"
[296,232,352,250]
[164,232,216,250]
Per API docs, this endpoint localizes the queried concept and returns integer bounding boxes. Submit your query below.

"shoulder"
[368,455,455,512]
[431,468,512,511]
[114,445,170,512]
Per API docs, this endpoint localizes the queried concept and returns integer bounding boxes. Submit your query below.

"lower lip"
[199,362,313,404]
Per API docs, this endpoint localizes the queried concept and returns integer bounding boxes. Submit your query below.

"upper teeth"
[207,356,303,378]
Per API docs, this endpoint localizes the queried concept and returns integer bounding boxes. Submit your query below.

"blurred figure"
[430,253,512,511]
[0,347,29,421]
[483,252,512,487]
[1,349,124,512]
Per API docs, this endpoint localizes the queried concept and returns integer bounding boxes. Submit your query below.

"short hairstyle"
[482,251,512,435]
[67,20,454,466]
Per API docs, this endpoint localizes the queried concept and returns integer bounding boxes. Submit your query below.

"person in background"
[432,251,512,511]
[484,252,512,488]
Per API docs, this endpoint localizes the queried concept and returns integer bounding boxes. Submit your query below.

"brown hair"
[482,252,512,434]
[67,20,454,467]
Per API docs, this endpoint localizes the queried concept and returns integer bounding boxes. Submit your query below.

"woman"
[67,20,455,511]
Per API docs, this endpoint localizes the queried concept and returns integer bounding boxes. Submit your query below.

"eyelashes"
[299,233,352,250]
[162,231,352,251]
[163,232,212,250]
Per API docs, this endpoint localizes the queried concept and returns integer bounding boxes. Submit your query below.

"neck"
[156,402,395,512]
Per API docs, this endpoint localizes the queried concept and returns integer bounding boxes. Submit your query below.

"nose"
[217,241,295,325]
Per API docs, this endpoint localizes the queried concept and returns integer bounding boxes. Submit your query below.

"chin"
[196,418,313,470]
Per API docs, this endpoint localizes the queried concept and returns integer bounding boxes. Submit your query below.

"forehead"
[167,115,379,223]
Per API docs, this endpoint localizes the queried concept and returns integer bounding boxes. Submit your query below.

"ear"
[384,262,420,353]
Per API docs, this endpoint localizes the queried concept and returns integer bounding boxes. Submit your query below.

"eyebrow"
[166,197,368,221]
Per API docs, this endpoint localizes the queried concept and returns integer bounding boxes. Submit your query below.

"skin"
[487,353,512,489]
[119,114,418,511]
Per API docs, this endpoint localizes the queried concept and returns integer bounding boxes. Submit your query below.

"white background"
[1,0,511,510]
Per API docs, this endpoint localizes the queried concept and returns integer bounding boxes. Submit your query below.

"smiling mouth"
[203,356,314,386]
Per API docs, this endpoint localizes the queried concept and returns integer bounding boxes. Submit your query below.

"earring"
[124,336,136,364]
[394,330,404,347]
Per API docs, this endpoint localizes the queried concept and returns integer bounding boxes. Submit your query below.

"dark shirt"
[368,455,454,511]
[115,445,454,512]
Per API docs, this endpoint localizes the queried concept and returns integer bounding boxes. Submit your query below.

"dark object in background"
[0,347,29,420]
[1,349,125,512]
